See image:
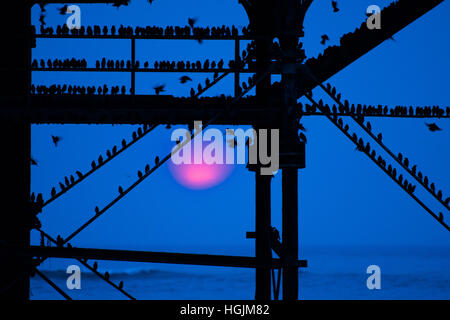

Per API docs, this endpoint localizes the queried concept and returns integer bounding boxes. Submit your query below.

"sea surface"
[30,245,450,300]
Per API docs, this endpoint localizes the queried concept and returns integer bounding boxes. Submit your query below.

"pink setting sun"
[169,162,234,190]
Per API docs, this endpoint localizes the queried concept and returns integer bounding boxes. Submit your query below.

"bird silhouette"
[145,164,150,173]
[58,5,68,15]
[95,206,100,215]
[59,182,65,191]
[188,17,198,29]
[118,186,124,194]
[271,227,280,241]
[298,123,307,132]
[299,132,307,144]
[76,171,83,179]
[227,137,237,148]
[119,281,124,289]
[56,235,64,247]
[65,176,70,187]
[155,156,160,166]
[320,34,329,45]
[138,170,143,178]
[180,76,192,84]
[153,84,165,95]
[31,157,38,166]
[93,261,98,271]
[104,271,110,280]
[438,212,444,222]
[51,135,62,147]
[331,1,339,12]
[39,14,46,26]
[377,133,382,142]
[51,187,56,197]
[425,122,442,132]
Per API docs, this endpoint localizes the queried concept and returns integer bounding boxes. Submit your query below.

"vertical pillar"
[234,39,240,97]
[0,0,31,300]
[282,168,298,300]
[254,172,272,300]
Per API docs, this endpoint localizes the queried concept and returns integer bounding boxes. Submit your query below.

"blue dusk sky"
[30,0,450,255]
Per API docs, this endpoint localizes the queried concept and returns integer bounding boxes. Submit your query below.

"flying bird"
[153,84,165,95]
[425,122,442,132]
[331,1,339,12]
[188,17,198,29]
[59,5,68,15]
[320,34,329,45]
[51,135,62,147]
[179,75,192,84]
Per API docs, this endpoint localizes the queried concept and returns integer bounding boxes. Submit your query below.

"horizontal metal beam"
[1,95,280,125]
[7,245,308,269]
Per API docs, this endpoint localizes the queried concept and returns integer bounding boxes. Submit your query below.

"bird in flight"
[153,84,165,95]
[320,34,329,45]
[51,135,62,147]
[188,17,198,29]
[58,5,68,15]
[425,122,442,132]
[331,1,339,13]
[179,76,192,84]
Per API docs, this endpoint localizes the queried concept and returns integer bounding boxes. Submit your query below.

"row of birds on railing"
[31,57,231,71]
[319,82,450,211]
[30,124,154,209]
[31,58,87,70]
[299,101,450,119]
[304,96,448,228]
[31,84,131,96]
[38,230,135,299]
[36,23,250,38]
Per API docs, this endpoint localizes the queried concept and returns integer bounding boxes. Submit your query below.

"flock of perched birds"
[318,105,449,224]
[30,124,156,202]
[38,22,248,39]
[31,84,131,95]
[300,102,450,119]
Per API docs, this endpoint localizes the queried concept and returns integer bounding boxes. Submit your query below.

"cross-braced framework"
[0,0,448,301]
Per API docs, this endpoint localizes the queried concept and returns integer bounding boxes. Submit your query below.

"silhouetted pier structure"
[0,0,448,301]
